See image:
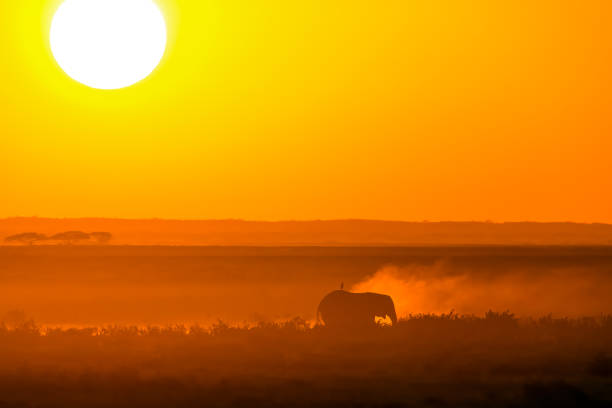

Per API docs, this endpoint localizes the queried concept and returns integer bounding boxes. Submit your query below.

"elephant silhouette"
[317,290,397,329]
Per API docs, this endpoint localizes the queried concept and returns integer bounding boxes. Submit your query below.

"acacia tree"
[4,232,47,245]
[90,231,112,244]
[50,231,91,245]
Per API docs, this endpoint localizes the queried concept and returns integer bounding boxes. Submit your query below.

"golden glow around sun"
[50,0,167,90]
[2,0,611,221]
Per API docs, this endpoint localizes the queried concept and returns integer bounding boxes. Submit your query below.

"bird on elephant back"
[317,289,398,329]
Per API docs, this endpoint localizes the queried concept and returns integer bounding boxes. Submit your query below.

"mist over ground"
[353,262,612,318]
[1,246,610,326]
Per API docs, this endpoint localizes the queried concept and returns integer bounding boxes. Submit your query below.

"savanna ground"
[0,246,611,407]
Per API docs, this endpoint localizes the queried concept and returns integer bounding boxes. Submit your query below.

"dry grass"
[0,312,610,407]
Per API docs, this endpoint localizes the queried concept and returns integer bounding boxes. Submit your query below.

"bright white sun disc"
[50,0,167,89]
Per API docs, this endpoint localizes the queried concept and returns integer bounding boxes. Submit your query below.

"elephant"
[317,290,397,329]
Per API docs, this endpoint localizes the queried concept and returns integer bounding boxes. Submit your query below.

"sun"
[50,0,167,90]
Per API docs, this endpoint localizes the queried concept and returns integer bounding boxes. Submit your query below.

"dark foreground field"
[1,313,611,407]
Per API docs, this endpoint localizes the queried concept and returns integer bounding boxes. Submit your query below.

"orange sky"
[1,0,611,222]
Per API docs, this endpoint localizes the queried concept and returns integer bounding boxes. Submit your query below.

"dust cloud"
[352,262,612,318]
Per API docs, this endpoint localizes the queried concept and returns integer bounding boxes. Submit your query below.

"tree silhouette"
[49,231,90,245]
[90,231,112,244]
[4,232,47,245]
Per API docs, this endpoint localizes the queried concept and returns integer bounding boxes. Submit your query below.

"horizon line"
[1,216,611,226]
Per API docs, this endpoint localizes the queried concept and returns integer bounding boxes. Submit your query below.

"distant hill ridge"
[1,218,612,246]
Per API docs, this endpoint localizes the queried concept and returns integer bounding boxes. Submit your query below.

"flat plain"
[0,245,611,407]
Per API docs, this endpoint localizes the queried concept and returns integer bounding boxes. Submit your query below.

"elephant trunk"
[389,308,397,325]
[386,297,398,325]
